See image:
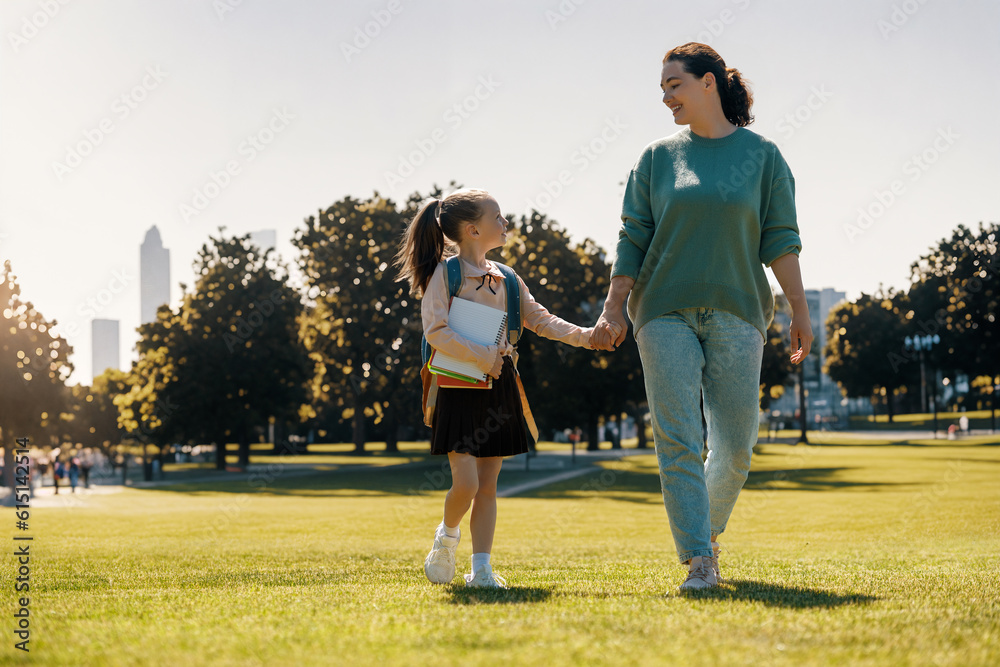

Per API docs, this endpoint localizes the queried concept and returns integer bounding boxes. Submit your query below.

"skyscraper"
[92,318,120,379]
[140,226,170,324]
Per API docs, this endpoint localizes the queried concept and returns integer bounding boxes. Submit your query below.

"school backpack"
[420,256,522,367]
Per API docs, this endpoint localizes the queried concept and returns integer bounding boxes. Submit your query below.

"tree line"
[824,222,998,422]
[3,187,993,484]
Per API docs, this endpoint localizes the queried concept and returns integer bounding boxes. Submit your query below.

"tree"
[1,260,73,490]
[906,222,999,397]
[824,289,916,422]
[120,230,310,473]
[294,192,423,453]
[760,294,795,412]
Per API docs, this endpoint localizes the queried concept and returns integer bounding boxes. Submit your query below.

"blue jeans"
[635,308,764,563]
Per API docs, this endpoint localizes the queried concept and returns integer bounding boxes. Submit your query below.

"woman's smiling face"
[660,58,712,125]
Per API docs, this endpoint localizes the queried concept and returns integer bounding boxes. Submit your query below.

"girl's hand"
[487,349,504,379]
[592,313,626,351]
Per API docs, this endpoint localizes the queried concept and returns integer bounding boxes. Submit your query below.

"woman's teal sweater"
[611,126,802,339]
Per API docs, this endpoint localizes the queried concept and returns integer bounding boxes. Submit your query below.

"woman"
[592,43,813,591]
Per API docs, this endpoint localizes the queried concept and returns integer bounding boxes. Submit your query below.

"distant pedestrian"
[68,457,81,493]
[959,414,969,434]
[53,458,66,495]
[80,448,94,488]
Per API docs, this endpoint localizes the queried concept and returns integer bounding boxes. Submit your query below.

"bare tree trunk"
[215,434,227,471]
[352,405,366,454]
[384,403,399,453]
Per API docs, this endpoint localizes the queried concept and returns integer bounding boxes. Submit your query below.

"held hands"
[591,311,627,351]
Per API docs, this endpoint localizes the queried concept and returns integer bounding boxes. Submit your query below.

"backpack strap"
[493,262,522,347]
[421,256,464,366]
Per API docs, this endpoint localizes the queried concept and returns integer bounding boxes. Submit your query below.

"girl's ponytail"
[394,188,491,298]
[394,198,446,298]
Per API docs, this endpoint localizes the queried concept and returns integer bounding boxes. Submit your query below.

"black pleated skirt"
[430,356,532,457]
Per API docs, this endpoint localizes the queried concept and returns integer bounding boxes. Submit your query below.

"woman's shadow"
[680,579,877,608]
[447,585,552,605]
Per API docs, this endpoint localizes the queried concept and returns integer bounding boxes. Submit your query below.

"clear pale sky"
[2,0,998,385]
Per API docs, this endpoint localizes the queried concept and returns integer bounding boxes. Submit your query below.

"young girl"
[394,188,614,588]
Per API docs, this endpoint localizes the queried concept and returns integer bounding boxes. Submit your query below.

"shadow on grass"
[517,465,897,503]
[447,585,552,605]
[743,467,900,491]
[142,461,453,497]
[680,579,877,608]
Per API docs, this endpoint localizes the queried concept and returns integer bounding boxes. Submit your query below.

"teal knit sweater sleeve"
[758,154,801,267]
[611,151,654,280]
[609,128,802,339]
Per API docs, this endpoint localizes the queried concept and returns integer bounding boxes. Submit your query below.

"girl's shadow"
[680,579,877,608]
[447,585,552,605]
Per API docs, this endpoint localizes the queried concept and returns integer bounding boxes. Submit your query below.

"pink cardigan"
[420,257,595,441]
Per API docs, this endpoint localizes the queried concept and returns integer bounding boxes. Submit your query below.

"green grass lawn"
[10,442,999,666]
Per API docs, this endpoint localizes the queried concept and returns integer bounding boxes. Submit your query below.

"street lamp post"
[904,334,940,436]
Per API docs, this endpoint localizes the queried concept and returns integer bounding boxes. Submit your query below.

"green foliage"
[293,193,424,451]
[120,230,310,461]
[0,259,73,486]
[760,294,794,411]
[824,289,918,419]
[905,222,999,378]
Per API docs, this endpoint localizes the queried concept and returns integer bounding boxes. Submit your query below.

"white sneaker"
[423,526,460,584]
[679,556,718,591]
[463,564,507,589]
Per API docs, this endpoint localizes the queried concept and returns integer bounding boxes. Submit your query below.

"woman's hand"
[590,319,624,350]
[593,276,635,351]
[788,310,814,364]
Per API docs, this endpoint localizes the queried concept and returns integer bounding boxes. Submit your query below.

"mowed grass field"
[8,442,999,666]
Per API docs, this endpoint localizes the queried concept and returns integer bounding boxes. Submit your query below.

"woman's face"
[660,59,714,126]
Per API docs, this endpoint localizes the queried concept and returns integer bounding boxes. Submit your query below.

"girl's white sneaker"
[463,564,507,588]
[423,527,460,584]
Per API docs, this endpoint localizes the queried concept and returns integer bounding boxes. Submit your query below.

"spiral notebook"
[428,297,508,387]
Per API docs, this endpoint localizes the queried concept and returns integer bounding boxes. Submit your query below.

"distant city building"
[140,226,170,324]
[92,318,120,380]
[249,229,277,254]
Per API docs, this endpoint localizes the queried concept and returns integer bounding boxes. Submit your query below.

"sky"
[2,0,998,385]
